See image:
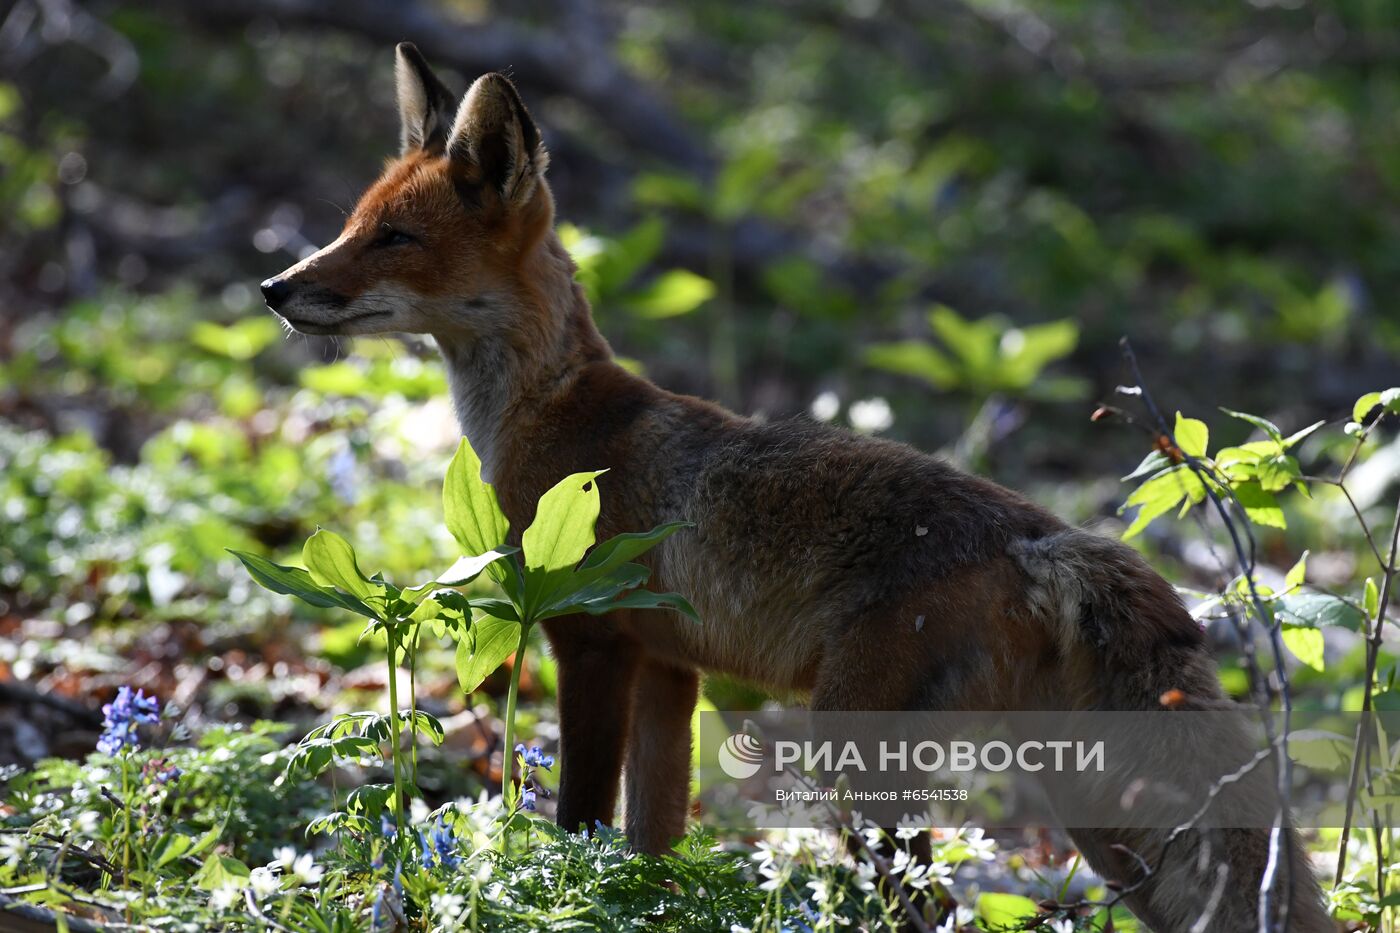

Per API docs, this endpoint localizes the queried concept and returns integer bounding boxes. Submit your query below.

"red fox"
[258,43,1331,932]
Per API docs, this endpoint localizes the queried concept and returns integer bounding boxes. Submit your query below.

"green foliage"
[866,306,1084,401]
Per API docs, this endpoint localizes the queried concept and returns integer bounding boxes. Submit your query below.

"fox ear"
[395,42,456,154]
[447,73,549,202]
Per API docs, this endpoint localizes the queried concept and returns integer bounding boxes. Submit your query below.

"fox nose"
[260,277,292,310]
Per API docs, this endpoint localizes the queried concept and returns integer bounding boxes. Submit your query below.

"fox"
[257,43,1332,932]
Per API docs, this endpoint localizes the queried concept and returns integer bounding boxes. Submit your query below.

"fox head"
[260,44,565,344]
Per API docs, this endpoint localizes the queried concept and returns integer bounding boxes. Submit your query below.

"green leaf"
[523,470,606,574]
[1221,408,1283,443]
[227,549,376,619]
[570,588,701,621]
[976,891,1040,926]
[1121,450,1171,482]
[303,530,379,601]
[1230,481,1285,529]
[1275,593,1365,631]
[1173,412,1209,459]
[1364,577,1380,618]
[578,522,691,578]
[1353,391,1383,424]
[1280,420,1325,450]
[402,548,519,605]
[444,438,509,556]
[1255,454,1300,493]
[628,270,715,319]
[456,616,521,693]
[400,709,445,745]
[152,833,194,869]
[193,854,251,891]
[1284,551,1308,591]
[1120,465,1201,538]
[864,341,957,389]
[1281,625,1325,672]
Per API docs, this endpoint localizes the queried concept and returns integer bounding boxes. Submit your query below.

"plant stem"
[385,626,407,851]
[501,622,532,810]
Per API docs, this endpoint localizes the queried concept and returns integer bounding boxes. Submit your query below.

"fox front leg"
[544,619,641,835]
[622,658,700,854]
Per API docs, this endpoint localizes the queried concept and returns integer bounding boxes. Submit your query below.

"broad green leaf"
[303,529,379,601]
[1230,481,1285,529]
[1353,391,1383,424]
[456,615,521,693]
[227,549,377,620]
[1364,577,1380,618]
[1221,408,1283,443]
[1120,465,1201,538]
[976,891,1040,926]
[465,596,521,623]
[1284,551,1308,591]
[523,471,606,573]
[864,341,957,389]
[1256,454,1300,493]
[1287,729,1352,771]
[1173,412,1209,459]
[444,439,509,556]
[1276,593,1365,631]
[402,548,518,606]
[537,563,653,619]
[579,522,691,572]
[152,833,194,869]
[193,854,251,891]
[570,588,700,621]
[1281,625,1324,672]
[628,269,715,319]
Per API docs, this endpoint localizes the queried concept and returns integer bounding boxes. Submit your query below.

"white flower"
[848,397,893,433]
[291,852,323,885]
[1047,919,1074,933]
[806,879,830,905]
[431,892,467,928]
[272,846,297,871]
[0,835,30,867]
[249,866,281,899]
[209,883,242,911]
[810,391,840,422]
[959,826,996,861]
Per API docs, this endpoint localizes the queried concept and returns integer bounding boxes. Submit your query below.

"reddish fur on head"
[259,45,559,347]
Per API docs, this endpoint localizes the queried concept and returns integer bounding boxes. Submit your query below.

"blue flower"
[417,817,460,870]
[521,789,537,812]
[97,687,161,756]
[517,744,554,770]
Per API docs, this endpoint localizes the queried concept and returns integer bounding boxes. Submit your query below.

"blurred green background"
[2,0,1399,755]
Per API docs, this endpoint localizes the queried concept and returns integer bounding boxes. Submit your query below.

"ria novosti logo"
[718,732,765,779]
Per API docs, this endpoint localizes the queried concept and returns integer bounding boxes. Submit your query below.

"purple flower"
[97,687,161,756]
[521,788,537,812]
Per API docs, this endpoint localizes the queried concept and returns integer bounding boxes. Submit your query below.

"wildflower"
[430,891,467,926]
[142,758,181,787]
[0,835,30,867]
[249,866,281,899]
[515,743,554,770]
[96,686,160,756]
[418,817,460,870]
[290,852,323,885]
[209,883,242,911]
[520,788,537,812]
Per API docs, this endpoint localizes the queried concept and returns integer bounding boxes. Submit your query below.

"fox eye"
[375,225,415,247]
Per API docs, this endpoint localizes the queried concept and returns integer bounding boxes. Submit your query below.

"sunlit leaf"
[456,615,521,694]
[303,529,380,601]
[1173,412,1209,459]
[444,438,509,557]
